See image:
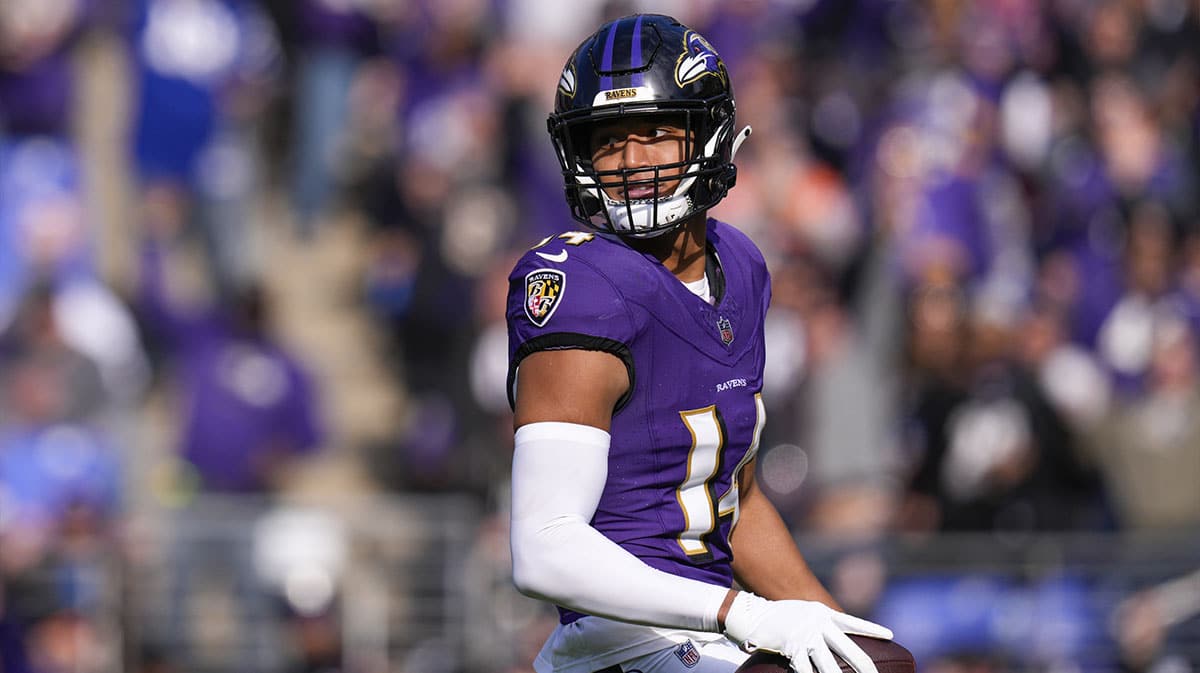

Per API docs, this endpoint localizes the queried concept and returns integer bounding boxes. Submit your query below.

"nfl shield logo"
[674,640,701,668]
[717,316,734,345]
[524,269,566,327]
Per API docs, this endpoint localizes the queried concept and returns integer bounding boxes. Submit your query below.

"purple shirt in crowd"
[139,242,322,492]
[506,219,770,625]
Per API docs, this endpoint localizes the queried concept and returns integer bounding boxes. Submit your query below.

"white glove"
[723,592,894,673]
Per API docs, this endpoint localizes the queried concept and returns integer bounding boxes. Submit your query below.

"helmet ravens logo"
[558,63,576,99]
[675,31,725,87]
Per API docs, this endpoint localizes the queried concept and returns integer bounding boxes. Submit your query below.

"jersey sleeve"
[505,248,640,411]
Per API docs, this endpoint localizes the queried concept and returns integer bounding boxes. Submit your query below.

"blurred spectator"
[0,135,148,407]
[899,271,1106,533]
[251,506,347,673]
[1,283,106,427]
[136,221,323,496]
[280,0,381,236]
[0,283,125,673]
[1094,200,1182,394]
[135,219,324,669]
[0,139,150,406]
[127,0,282,299]
[1087,315,1200,530]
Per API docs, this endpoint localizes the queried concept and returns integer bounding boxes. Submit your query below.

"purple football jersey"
[506,218,770,624]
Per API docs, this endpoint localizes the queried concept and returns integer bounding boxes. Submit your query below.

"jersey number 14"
[675,394,766,559]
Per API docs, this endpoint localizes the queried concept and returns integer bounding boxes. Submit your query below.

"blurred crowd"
[1,0,1199,672]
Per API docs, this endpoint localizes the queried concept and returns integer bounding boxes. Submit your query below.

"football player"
[506,14,893,673]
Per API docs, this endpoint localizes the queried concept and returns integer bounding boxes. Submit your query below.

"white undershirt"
[682,273,712,304]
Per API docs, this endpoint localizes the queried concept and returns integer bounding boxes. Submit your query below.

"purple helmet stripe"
[630,15,645,87]
[599,20,619,91]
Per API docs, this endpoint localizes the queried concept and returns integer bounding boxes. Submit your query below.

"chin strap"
[731,125,753,161]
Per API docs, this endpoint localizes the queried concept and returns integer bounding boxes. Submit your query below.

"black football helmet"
[548,14,751,238]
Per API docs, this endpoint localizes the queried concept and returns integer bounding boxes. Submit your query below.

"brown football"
[738,636,915,673]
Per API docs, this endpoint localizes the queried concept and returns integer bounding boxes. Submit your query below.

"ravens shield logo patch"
[524,269,565,327]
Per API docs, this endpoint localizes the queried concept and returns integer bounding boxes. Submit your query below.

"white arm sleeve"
[510,421,729,632]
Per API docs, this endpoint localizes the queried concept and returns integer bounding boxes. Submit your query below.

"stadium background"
[1,0,1199,671]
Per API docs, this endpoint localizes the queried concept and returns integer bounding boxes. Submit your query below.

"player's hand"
[723,592,893,673]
